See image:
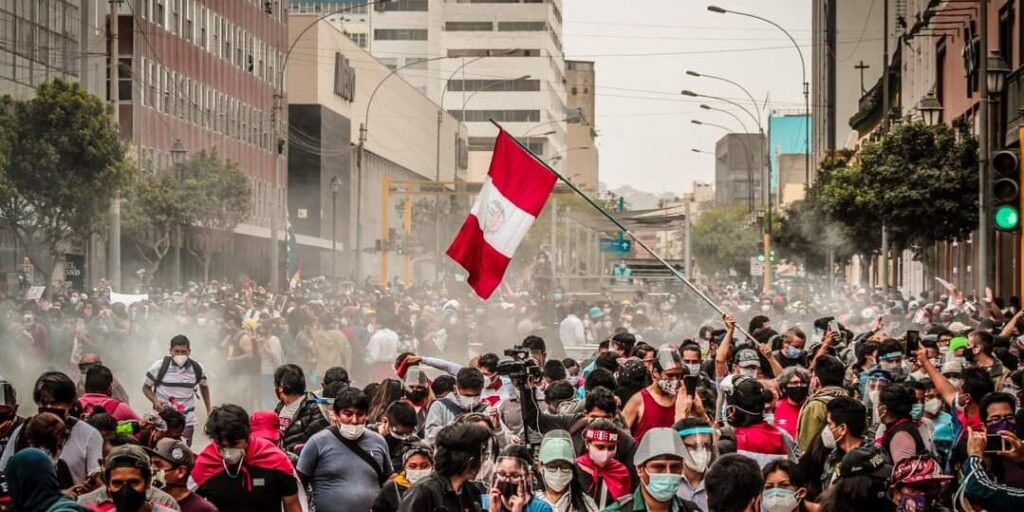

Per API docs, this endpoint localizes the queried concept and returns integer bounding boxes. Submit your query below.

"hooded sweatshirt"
[6,448,89,512]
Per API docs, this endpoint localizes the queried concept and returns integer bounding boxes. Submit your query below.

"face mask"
[151,468,167,489]
[685,447,710,473]
[553,294,563,302]
[899,493,928,512]
[644,473,681,502]
[657,379,680,395]
[761,487,800,512]
[0,410,14,423]
[924,398,942,415]
[172,355,189,367]
[685,363,701,376]
[457,393,481,411]
[963,348,976,363]
[542,467,573,492]
[339,423,366,440]
[987,419,1016,436]
[911,403,925,420]
[220,447,245,467]
[406,388,428,404]
[406,468,430,484]
[820,425,837,449]
[499,480,520,499]
[783,346,803,359]
[740,367,759,379]
[389,431,411,442]
[948,378,962,390]
[784,386,809,403]
[111,485,148,512]
[929,357,942,368]
[588,446,613,467]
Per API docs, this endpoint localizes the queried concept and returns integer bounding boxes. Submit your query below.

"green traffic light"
[994,204,1021,231]
[757,254,765,263]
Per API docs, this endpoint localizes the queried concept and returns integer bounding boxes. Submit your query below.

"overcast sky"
[562,0,813,196]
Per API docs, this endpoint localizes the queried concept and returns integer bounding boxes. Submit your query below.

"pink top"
[632,388,676,441]
[79,393,140,422]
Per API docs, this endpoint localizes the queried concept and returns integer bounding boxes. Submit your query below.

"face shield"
[678,426,717,474]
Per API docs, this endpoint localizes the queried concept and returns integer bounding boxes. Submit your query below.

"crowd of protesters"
[0,274,1023,512]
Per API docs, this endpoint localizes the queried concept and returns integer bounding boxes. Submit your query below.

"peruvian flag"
[447,130,557,299]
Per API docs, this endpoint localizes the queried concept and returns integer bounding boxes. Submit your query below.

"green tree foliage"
[124,169,190,277]
[690,205,761,277]
[180,151,251,283]
[775,198,856,271]
[0,79,131,285]
[813,123,978,255]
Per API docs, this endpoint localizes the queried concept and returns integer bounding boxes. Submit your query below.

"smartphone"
[684,375,699,395]
[828,319,841,335]
[906,330,920,354]
[986,434,1007,453]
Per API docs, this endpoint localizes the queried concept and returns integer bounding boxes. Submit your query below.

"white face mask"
[685,447,710,473]
[761,488,800,512]
[740,367,759,379]
[820,425,837,449]
[924,397,943,415]
[542,467,573,492]
[588,446,613,467]
[685,363,701,376]
[406,468,430,484]
[172,355,189,367]
[457,393,481,410]
[338,423,365,440]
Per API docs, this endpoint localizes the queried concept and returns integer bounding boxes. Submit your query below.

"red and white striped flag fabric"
[446,130,557,299]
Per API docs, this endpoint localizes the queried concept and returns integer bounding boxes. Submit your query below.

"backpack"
[152,356,204,393]
[81,397,122,418]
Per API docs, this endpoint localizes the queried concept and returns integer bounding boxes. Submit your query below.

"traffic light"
[769,249,776,263]
[756,241,765,263]
[992,150,1020,232]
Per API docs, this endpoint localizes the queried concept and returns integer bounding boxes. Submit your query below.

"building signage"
[334,53,356,102]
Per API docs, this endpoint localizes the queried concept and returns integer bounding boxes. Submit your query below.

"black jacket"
[275,393,330,454]
[397,472,484,512]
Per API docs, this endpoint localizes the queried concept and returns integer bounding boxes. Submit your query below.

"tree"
[181,151,251,283]
[123,169,189,278]
[0,79,131,286]
[813,123,978,256]
[690,205,761,277]
[775,198,857,271]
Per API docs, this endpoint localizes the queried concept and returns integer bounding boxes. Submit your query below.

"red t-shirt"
[773,399,801,439]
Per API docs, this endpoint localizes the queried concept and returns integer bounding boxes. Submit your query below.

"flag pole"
[490,120,753,341]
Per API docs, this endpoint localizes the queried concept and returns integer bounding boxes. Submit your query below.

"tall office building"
[565,60,598,191]
[291,0,568,181]
[714,133,764,210]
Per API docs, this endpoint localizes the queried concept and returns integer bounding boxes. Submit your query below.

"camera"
[498,345,542,383]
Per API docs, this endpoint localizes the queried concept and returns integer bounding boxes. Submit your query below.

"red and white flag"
[447,130,557,299]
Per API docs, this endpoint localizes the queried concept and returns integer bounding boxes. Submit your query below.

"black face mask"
[111,485,148,512]
[784,386,810,403]
[406,388,428,404]
[499,480,519,500]
[0,410,15,424]
[963,348,976,363]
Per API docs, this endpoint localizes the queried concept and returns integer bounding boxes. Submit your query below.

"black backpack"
[152,356,204,393]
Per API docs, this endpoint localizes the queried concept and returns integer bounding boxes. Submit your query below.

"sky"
[562,0,813,196]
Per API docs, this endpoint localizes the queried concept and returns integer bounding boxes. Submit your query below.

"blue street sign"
[600,238,632,254]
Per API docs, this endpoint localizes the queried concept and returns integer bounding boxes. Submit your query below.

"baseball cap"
[539,431,575,464]
[837,446,892,480]
[146,438,194,468]
[941,360,965,376]
[947,322,970,335]
[734,348,761,369]
[948,337,969,353]
[633,427,686,466]
[106,444,151,473]
[250,411,282,443]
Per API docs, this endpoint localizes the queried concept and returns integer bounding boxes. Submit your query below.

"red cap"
[250,410,282,443]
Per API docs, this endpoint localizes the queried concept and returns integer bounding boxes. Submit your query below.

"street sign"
[750,257,764,277]
[600,238,632,254]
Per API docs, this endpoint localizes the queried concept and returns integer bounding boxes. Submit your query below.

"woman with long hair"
[761,459,816,512]
[367,378,405,425]
[538,431,598,512]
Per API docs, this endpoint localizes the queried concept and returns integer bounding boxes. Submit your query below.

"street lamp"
[691,148,713,155]
[169,139,187,289]
[988,51,1011,95]
[329,175,342,279]
[682,89,760,131]
[916,89,943,127]
[700,103,750,134]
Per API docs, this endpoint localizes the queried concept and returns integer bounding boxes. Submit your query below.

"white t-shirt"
[278,396,304,434]
[0,419,103,484]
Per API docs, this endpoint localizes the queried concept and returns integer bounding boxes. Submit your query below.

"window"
[445,21,493,31]
[171,0,180,35]
[375,0,428,11]
[374,28,428,41]
[346,32,367,48]
[447,48,540,58]
[447,79,541,92]
[447,109,540,123]
[155,0,166,27]
[497,21,546,31]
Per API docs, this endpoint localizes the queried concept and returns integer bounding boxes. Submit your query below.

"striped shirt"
[144,358,207,425]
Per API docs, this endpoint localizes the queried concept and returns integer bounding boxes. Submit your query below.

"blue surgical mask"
[911,403,925,420]
[783,345,803,359]
[644,473,681,502]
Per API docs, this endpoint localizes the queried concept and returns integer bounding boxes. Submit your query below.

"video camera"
[497,345,543,384]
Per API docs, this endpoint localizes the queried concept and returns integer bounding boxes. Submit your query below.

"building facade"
[565,60,598,192]
[292,0,568,183]
[714,133,765,210]
[287,15,466,283]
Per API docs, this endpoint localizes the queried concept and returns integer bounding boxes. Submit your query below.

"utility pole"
[355,123,366,282]
[270,88,282,292]
[978,1,990,298]
[880,0,889,298]
[108,0,121,291]
[434,110,443,282]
